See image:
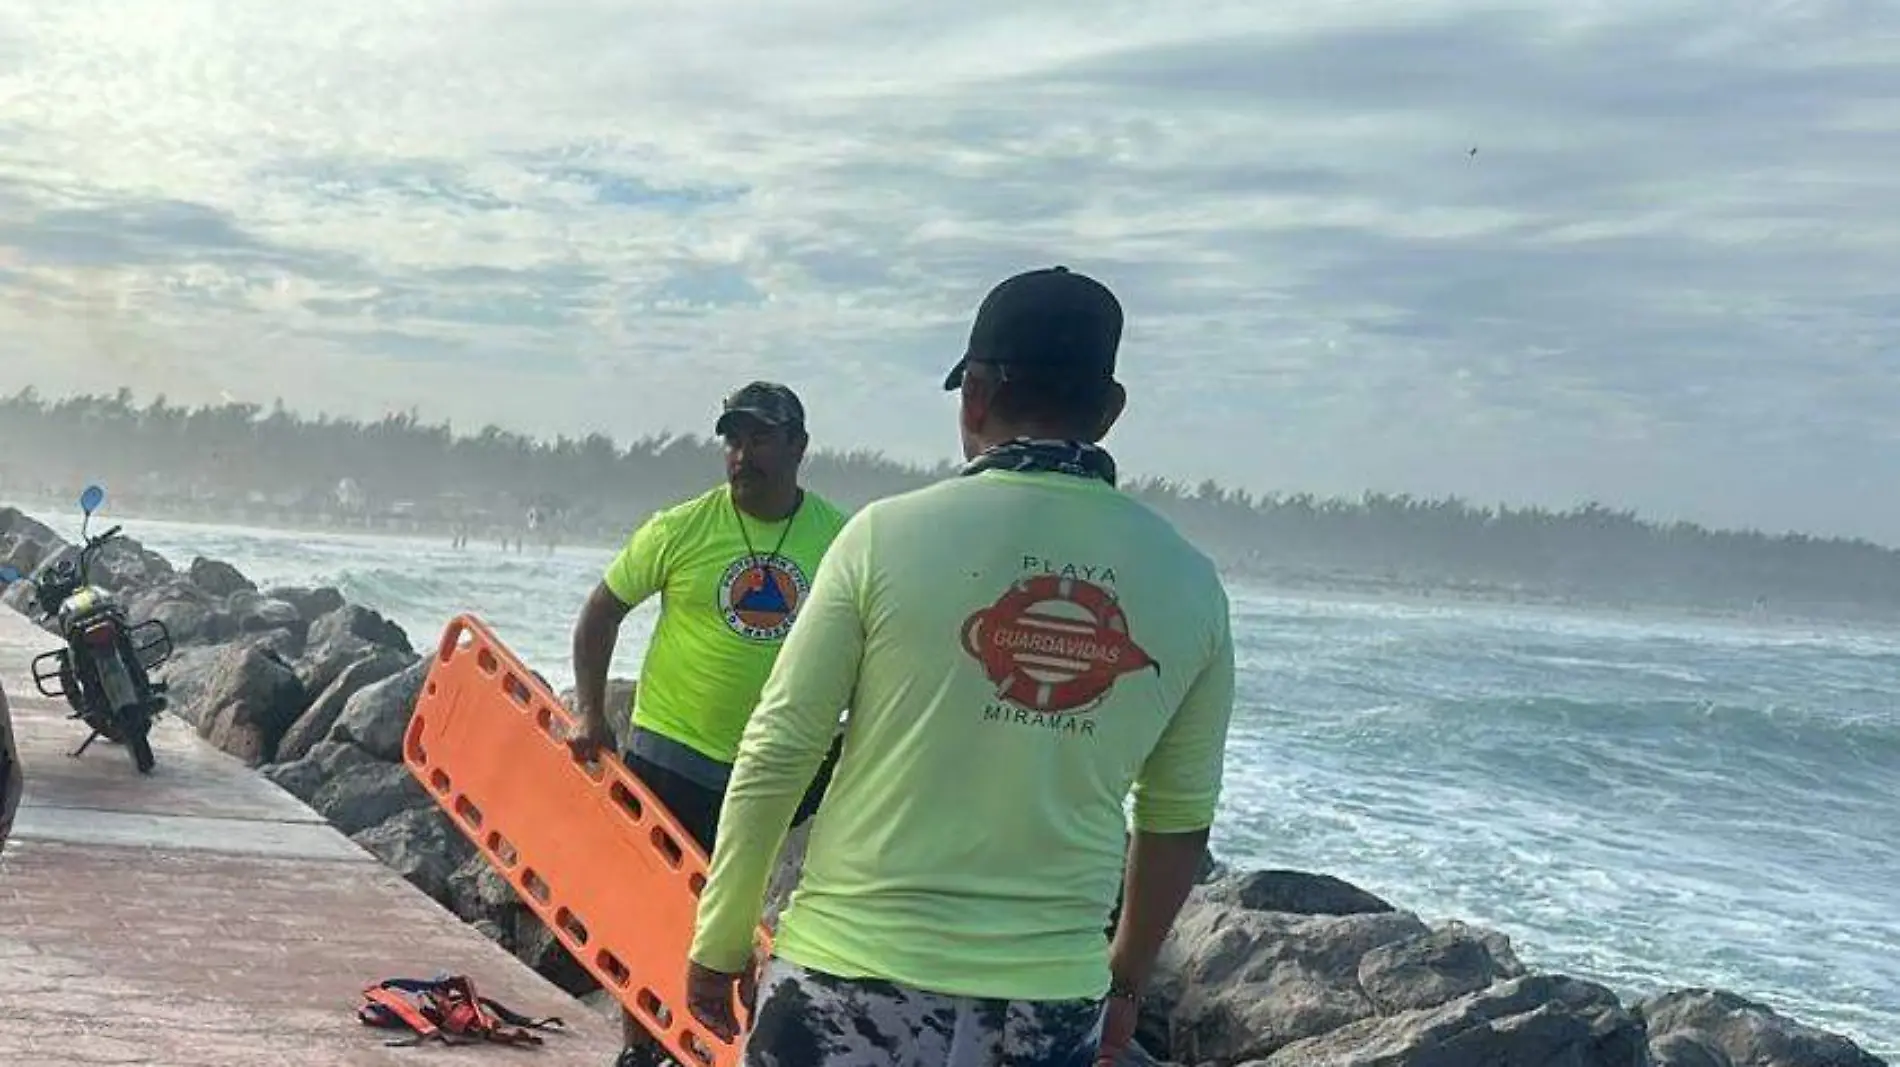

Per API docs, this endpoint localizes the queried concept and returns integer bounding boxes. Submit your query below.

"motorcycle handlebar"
[74,525,125,580]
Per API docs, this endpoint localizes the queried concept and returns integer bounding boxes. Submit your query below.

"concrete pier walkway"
[0,607,619,1066]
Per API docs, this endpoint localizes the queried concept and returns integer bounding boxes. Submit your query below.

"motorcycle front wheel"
[129,732,154,774]
[122,715,155,774]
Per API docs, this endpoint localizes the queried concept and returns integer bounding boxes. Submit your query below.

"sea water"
[67,513,1900,1057]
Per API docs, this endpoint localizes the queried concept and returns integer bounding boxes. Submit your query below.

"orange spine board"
[403,613,771,1067]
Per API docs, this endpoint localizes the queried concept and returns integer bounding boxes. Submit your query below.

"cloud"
[1,0,1898,541]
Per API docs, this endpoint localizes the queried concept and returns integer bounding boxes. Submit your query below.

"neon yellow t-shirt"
[690,468,1236,1001]
[602,484,850,764]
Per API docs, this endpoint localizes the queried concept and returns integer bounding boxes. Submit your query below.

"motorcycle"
[10,485,174,774]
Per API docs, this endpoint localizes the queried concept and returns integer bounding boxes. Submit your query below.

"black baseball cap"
[715,381,806,435]
[941,266,1123,390]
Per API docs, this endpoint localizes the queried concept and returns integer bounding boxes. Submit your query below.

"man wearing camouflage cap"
[568,381,851,1067]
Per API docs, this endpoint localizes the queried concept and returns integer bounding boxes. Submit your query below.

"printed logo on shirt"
[960,571,1158,723]
[718,554,810,641]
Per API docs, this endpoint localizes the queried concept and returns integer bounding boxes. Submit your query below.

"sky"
[2,0,1898,545]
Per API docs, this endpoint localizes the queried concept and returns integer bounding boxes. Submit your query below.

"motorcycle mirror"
[79,485,106,515]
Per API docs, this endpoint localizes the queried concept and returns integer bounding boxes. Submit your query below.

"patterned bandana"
[959,438,1118,486]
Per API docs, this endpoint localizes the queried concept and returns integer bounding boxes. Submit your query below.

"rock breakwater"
[0,507,1884,1067]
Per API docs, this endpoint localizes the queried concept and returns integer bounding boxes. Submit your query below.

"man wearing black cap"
[688,268,1238,1065]
[568,380,850,1067]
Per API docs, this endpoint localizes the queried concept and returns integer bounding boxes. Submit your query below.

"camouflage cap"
[715,380,806,435]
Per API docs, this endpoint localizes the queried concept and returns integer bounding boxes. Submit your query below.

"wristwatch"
[1106,976,1142,1003]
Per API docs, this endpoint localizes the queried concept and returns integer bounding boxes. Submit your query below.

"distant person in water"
[686,267,1237,1066]
[568,380,851,1067]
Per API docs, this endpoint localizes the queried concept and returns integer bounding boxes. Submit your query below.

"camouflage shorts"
[740,958,1105,1067]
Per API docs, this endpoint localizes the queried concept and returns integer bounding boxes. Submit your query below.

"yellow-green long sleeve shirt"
[690,468,1236,1001]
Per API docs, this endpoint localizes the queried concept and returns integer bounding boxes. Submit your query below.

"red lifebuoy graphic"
[960,574,1157,713]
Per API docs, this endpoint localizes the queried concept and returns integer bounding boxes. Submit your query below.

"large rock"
[309,759,433,836]
[350,806,476,909]
[235,626,303,663]
[155,646,231,726]
[188,557,255,598]
[1159,904,1433,1062]
[0,505,58,542]
[277,650,412,763]
[1651,1032,1738,1067]
[184,644,308,765]
[267,585,346,623]
[0,576,35,615]
[309,603,413,657]
[0,508,60,615]
[151,599,233,647]
[124,577,235,647]
[234,595,305,638]
[298,606,415,697]
[81,536,175,593]
[0,580,34,615]
[1126,868,1400,1057]
[1357,920,1529,1015]
[298,632,379,697]
[1198,869,1397,917]
[1636,989,1887,1067]
[262,739,381,804]
[446,852,524,929]
[1262,973,1648,1067]
[0,507,61,576]
[1143,882,1530,1065]
[330,658,427,762]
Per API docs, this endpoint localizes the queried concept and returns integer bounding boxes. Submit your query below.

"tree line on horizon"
[2,386,1898,615]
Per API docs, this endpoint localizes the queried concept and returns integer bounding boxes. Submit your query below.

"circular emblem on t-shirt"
[719,554,810,641]
[959,574,1158,713]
